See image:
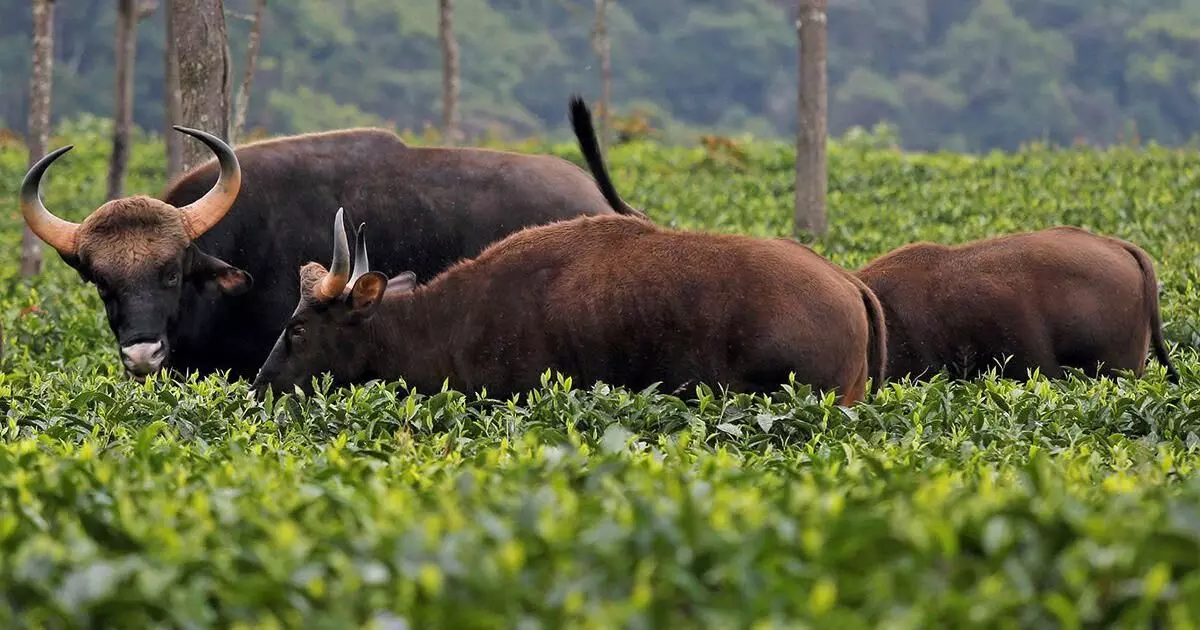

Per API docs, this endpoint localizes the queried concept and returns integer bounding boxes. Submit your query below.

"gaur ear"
[188,248,253,297]
[57,251,83,272]
[348,271,388,313]
[385,271,418,296]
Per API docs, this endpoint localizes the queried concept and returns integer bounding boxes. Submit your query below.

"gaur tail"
[1124,242,1180,383]
[567,94,647,219]
[854,277,889,396]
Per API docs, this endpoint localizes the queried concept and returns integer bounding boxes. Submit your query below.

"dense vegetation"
[3,0,1200,151]
[3,119,1200,625]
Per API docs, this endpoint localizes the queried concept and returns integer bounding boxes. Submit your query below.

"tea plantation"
[4,123,1200,627]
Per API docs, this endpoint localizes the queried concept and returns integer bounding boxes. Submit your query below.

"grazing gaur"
[854,226,1179,383]
[251,206,887,404]
[20,124,637,381]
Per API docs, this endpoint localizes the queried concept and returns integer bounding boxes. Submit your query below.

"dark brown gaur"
[21,126,241,380]
[20,118,638,382]
[252,208,888,404]
[854,226,1179,383]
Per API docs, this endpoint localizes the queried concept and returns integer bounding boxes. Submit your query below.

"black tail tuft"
[567,94,645,219]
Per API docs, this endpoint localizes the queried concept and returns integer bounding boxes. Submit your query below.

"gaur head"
[20,126,248,380]
[252,208,413,397]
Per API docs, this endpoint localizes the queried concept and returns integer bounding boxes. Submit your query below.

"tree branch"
[440,0,461,143]
[163,0,183,178]
[232,0,266,143]
[795,0,828,237]
[21,0,56,278]
[590,0,611,150]
[108,0,139,201]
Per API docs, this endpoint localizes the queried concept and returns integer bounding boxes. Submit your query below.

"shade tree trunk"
[21,0,56,278]
[439,0,462,144]
[169,0,232,173]
[795,0,828,237]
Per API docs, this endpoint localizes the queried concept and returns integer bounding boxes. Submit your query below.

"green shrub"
[2,125,1199,627]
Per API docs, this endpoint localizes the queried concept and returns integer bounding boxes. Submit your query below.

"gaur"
[251,205,887,404]
[19,124,636,381]
[854,226,1179,383]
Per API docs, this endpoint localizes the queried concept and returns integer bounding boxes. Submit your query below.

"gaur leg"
[836,359,868,406]
[1080,327,1151,380]
[985,306,1064,381]
[1053,308,1149,380]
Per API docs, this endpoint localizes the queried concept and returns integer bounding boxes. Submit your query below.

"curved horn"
[349,222,370,285]
[174,126,242,240]
[316,208,351,299]
[20,145,82,255]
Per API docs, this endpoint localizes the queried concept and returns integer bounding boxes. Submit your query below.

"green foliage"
[3,126,1200,625]
[4,0,1200,150]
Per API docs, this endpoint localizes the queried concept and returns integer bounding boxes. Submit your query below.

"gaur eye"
[164,269,181,287]
[290,325,305,340]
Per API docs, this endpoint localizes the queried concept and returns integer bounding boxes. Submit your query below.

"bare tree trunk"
[170,0,231,173]
[231,0,266,144]
[107,0,158,200]
[107,0,137,200]
[163,0,184,179]
[22,0,56,278]
[591,0,611,150]
[795,0,828,237]
[439,0,461,144]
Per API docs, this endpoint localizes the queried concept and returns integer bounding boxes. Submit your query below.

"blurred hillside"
[1,0,1198,151]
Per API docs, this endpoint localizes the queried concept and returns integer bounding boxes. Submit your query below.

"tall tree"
[22,0,56,278]
[163,0,183,179]
[590,0,612,150]
[795,0,828,237]
[231,0,266,144]
[169,0,231,172]
[439,0,461,143]
[107,0,156,201]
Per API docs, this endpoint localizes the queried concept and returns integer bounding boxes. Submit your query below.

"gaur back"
[855,226,1177,383]
[253,209,887,405]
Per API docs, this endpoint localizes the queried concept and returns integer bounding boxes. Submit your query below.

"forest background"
[1,0,1199,152]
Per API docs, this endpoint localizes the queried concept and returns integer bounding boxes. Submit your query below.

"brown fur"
[849,272,889,394]
[254,214,885,405]
[772,237,888,396]
[74,196,190,277]
[163,128,401,194]
[854,225,1179,383]
[563,95,887,394]
[32,122,630,381]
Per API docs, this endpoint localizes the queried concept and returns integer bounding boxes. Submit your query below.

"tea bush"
[2,126,1200,627]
